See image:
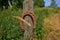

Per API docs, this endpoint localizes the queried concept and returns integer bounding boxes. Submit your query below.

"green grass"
[0,7,60,40]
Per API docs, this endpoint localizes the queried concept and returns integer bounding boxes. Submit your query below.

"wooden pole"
[23,0,34,40]
[23,0,34,13]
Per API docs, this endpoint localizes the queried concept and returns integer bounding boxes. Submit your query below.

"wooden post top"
[23,0,34,13]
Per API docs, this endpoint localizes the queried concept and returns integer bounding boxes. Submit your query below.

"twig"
[12,16,31,27]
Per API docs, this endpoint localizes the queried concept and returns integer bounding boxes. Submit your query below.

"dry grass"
[43,12,60,40]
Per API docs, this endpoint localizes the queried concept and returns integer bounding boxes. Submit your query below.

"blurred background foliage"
[0,0,45,9]
[0,0,59,9]
[34,0,45,7]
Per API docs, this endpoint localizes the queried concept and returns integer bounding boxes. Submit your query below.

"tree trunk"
[8,0,12,8]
